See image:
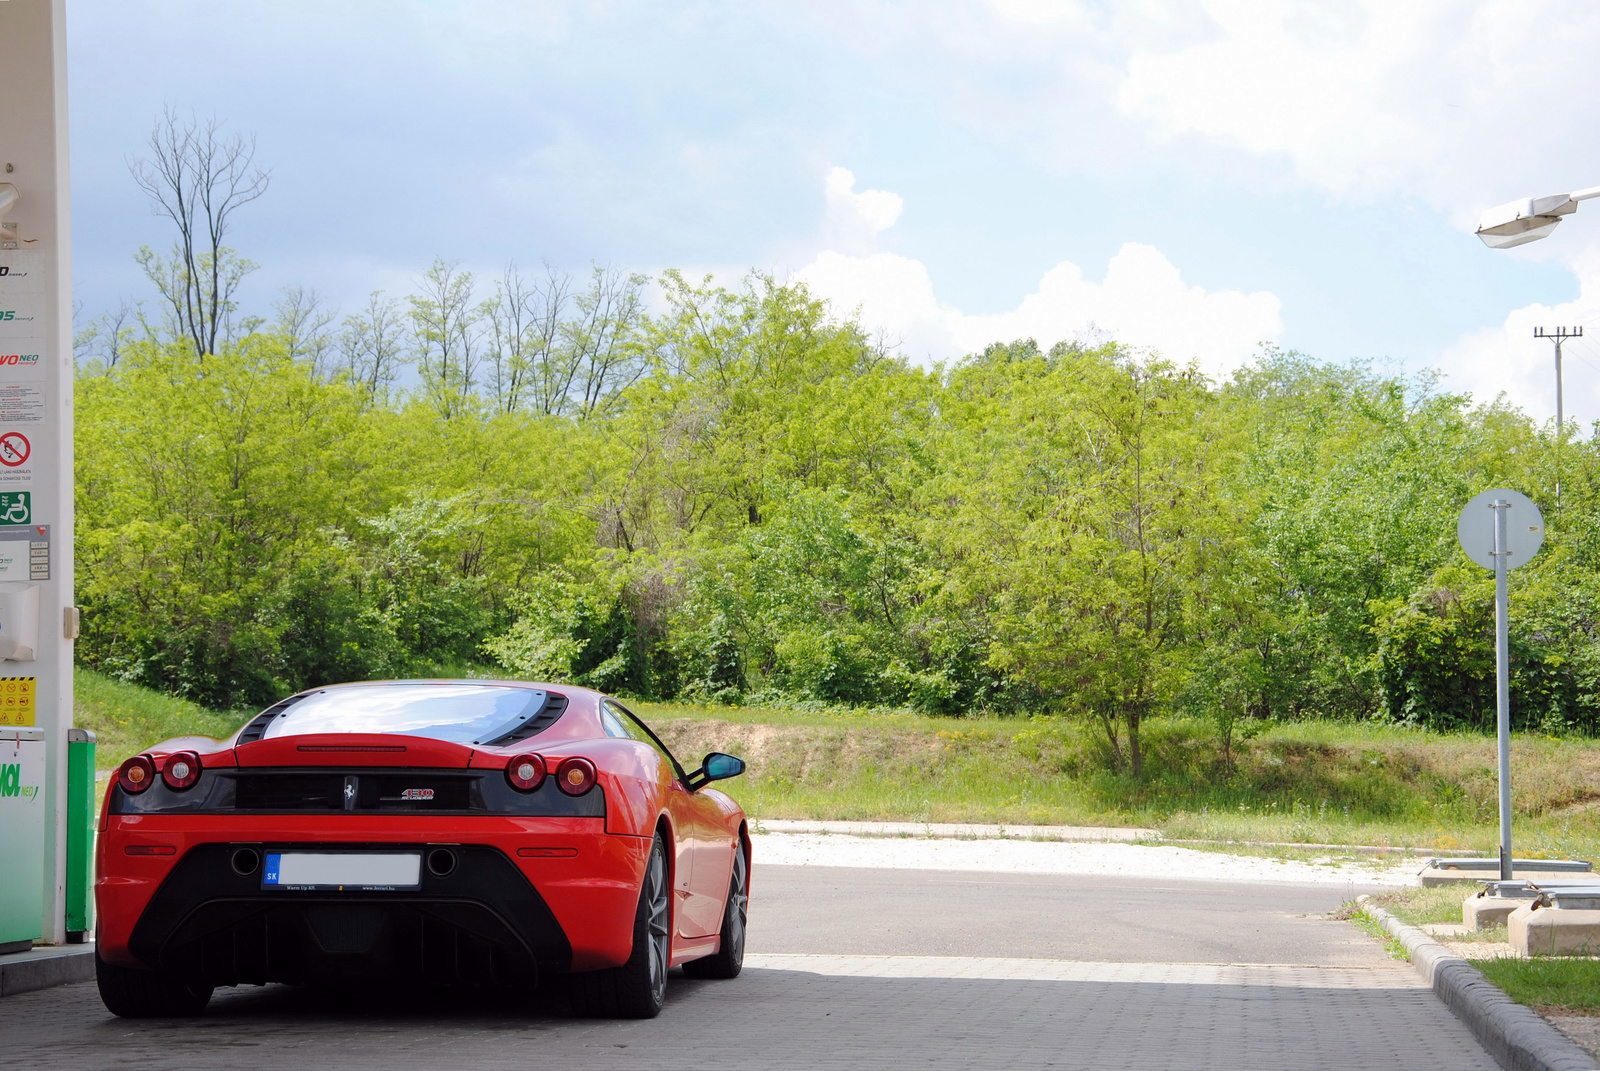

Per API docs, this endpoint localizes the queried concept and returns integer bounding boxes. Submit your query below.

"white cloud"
[982,0,1089,27]
[796,166,1280,375]
[1438,246,1600,426]
[1114,0,1600,222]
[820,167,905,254]
[797,242,1281,378]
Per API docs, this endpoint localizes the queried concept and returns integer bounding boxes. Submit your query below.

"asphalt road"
[8,864,1497,1070]
[749,865,1386,964]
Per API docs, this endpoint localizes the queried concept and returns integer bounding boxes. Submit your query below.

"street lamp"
[1476,186,1600,248]
[1477,184,1600,506]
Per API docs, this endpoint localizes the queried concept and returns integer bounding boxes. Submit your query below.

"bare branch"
[128,107,270,357]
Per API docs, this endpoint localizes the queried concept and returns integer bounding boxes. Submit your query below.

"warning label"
[0,677,36,727]
[0,384,44,423]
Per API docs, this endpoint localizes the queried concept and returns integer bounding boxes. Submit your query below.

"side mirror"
[688,751,745,790]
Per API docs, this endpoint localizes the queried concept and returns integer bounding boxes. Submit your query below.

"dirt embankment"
[652,719,947,784]
[651,714,1600,820]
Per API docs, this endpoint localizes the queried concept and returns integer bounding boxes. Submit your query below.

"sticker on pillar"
[0,524,55,581]
[0,430,32,488]
[0,383,44,420]
[0,306,39,336]
[0,254,43,340]
[0,301,41,337]
[0,492,30,527]
[0,677,35,727]
[0,253,41,291]
[28,525,47,581]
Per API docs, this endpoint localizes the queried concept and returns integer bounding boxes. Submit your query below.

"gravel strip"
[751,831,1413,885]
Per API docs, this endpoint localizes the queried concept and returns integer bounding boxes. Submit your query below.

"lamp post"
[1477,187,1600,505]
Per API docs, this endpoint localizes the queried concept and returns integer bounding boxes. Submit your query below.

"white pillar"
[0,0,76,946]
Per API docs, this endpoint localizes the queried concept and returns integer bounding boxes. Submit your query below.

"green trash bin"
[66,728,95,942]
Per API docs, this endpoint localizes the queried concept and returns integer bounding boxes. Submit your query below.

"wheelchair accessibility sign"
[0,492,28,526]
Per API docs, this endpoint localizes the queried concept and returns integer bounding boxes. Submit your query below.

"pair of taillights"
[507,753,596,796]
[113,751,598,797]
[116,752,200,794]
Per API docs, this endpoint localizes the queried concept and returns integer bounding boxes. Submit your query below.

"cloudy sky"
[65,0,1600,425]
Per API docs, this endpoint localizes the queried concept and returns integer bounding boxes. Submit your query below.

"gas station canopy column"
[0,0,79,950]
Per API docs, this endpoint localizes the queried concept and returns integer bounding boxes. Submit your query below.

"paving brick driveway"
[7,865,1497,1070]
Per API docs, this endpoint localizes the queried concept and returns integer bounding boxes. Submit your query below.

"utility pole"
[1535,326,1581,505]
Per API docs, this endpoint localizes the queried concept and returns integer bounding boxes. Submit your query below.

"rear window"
[258,684,552,746]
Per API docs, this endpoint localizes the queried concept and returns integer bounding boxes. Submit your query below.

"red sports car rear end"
[95,680,750,1020]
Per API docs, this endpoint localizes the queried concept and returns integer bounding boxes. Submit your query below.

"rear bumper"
[97,816,650,983]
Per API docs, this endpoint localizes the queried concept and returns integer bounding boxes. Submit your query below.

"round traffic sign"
[1457,488,1545,571]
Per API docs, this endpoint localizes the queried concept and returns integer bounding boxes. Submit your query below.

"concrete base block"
[1509,904,1600,956]
[0,945,94,997]
[1463,894,1527,930]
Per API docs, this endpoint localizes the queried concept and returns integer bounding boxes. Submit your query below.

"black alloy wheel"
[683,837,747,980]
[569,833,671,1018]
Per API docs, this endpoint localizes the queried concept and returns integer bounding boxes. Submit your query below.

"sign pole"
[1494,499,1512,882]
[1458,488,1543,882]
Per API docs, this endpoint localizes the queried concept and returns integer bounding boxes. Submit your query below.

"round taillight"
[555,757,597,796]
[117,755,157,795]
[506,753,546,792]
[161,751,202,791]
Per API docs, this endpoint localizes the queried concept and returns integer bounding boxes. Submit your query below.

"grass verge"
[640,701,1600,861]
[1359,884,1473,926]
[1473,958,1600,1012]
[74,668,248,773]
[1347,908,1409,959]
[64,672,1600,862]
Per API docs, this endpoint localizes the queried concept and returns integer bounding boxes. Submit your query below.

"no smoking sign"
[0,431,29,467]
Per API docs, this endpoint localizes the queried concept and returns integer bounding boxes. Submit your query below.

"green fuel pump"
[66,728,95,941]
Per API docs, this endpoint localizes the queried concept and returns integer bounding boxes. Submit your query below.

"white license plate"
[261,851,421,890]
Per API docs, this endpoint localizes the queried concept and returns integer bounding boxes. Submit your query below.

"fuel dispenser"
[0,726,45,953]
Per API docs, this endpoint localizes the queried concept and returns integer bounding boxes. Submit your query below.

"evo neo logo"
[0,762,37,799]
[0,354,40,366]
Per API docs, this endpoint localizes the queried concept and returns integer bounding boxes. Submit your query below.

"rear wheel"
[569,833,670,1019]
[95,952,212,1018]
[683,838,747,980]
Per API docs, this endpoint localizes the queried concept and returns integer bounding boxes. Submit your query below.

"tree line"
[71,113,1600,774]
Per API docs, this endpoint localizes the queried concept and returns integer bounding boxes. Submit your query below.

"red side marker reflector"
[296,745,406,753]
[124,845,177,856]
[517,847,578,858]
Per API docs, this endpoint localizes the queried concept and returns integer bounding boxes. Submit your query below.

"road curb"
[1361,902,1597,1071]
[0,945,94,998]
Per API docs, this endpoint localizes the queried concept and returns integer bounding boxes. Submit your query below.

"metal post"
[1536,326,1582,506]
[1494,499,1512,881]
[1556,336,1564,508]
[1556,335,1564,433]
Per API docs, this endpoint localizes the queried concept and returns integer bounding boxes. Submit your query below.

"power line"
[1535,326,1583,430]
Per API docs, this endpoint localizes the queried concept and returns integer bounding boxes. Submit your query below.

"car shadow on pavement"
[16,968,1498,1070]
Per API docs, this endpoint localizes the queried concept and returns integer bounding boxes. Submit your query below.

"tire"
[95,951,213,1018]
[683,838,747,980]
[569,833,671,1019]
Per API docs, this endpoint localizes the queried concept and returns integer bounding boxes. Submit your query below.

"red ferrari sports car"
[94,680,750,1020]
